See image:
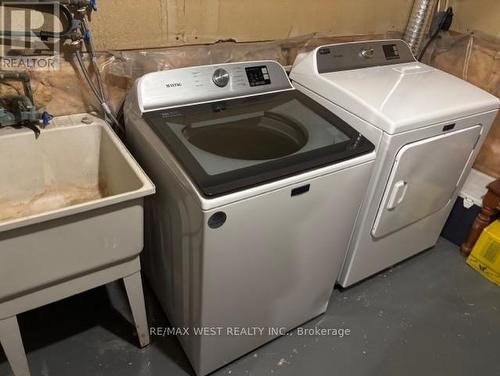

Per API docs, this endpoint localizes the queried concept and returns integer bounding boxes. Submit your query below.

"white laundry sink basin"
[0,114,155,302]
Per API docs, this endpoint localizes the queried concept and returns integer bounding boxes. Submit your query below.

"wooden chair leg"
[460,190,500,256]
[0,316,31,376]
[123,271,150,348]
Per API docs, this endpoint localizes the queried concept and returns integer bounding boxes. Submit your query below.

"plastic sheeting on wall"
[1,30,497,177]
[8,32,398,117]
[422,31,500,178]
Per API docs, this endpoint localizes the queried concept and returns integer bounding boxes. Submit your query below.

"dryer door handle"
[386,180,408,211]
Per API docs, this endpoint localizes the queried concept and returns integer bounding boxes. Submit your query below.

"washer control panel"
[138,60,292,112]
[316,39,415,73]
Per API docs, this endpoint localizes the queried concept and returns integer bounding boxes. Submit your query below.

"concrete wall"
[4,1,498,51]
[446,0,500,37]
[88,1,500,51]
[90,0,414,51]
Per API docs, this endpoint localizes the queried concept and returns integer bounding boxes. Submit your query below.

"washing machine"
[290,39,500,287]
[124,60,375,375]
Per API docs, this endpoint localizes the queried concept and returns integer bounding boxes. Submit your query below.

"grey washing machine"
[124,60,376,375]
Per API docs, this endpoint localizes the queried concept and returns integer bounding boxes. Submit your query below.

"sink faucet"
[0,71,53,138]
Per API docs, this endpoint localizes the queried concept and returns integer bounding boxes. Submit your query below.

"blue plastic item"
[41,112,53,127]
[83,30,91,43]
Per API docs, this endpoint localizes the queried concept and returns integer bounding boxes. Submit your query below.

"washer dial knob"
[360,48,375,59]
[212,68,230,87]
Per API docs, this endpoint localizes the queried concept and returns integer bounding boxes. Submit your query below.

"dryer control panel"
[316,39,416,73]
[137,61,293,112]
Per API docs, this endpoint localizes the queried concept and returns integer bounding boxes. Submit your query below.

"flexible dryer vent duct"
[403,0,438,56]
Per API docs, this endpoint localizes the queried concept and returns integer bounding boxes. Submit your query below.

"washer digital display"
[246,66,271,87]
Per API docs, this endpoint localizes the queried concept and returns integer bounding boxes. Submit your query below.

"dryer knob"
[360,48,375,59]
[212,68,230,87]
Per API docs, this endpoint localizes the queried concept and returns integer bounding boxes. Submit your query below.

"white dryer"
[290,40,500,287]
[124,61,375,375]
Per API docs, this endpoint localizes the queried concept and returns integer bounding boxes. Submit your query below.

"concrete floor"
[1,237,499,376]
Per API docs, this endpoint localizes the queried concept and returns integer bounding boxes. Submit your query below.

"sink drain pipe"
[403,0,439,56]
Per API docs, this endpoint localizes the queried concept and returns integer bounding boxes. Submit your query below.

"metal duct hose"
[403,0,438,56]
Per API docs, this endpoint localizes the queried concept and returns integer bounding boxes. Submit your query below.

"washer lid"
[290,40,500,134]
[143,90,374,197]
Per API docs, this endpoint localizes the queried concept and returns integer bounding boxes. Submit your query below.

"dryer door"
[372,125,482,238]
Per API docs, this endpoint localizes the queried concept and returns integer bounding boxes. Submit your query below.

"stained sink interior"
[0,124,143,223]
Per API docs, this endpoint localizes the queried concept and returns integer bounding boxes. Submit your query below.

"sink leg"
[0,316,31,376]
[123,271,150,348]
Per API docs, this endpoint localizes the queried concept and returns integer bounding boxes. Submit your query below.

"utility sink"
[0,114,155,302]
